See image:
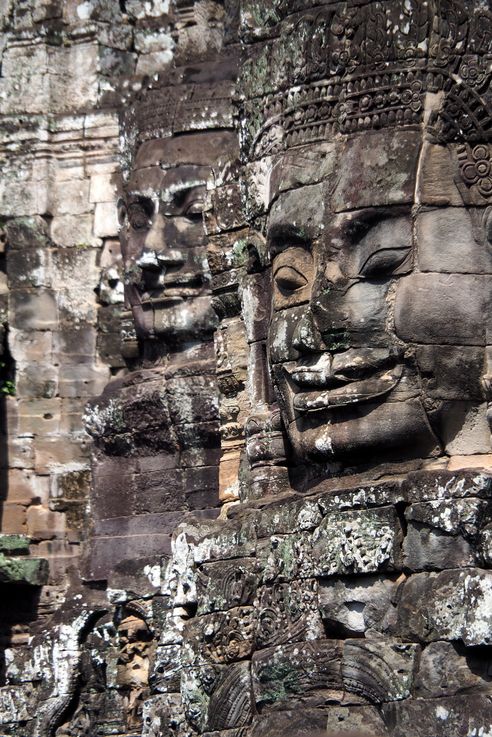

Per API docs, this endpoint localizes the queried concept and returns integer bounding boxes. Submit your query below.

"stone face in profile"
[119,64,237,350]
[266,133,492,465]
[85,65,238,580]
[120,130,236,345]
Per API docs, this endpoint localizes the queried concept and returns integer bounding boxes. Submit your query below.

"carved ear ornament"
[457,144,492,199]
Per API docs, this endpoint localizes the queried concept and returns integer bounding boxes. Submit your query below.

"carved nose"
[141,215,185,270]
[292,310,323,353]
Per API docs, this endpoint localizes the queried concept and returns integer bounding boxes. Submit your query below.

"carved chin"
[287,398,440,463]
[132,297,218,341]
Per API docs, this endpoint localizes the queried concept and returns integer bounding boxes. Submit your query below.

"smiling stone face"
[120,131,236,346]
[266,131,492,466]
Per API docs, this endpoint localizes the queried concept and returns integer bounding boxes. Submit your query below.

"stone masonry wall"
[0,0,229,594]
[1,3,492,737]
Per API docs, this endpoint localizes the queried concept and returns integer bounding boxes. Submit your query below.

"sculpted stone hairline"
[120,56,238,177]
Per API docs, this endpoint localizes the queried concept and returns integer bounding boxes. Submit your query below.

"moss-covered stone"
[0,534,30,555]
[0,553,48,585]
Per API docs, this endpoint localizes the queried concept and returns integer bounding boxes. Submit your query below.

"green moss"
[259,662,302,704]
[232,239,249,267]
[0,554,48,586]
[0,534,30,555]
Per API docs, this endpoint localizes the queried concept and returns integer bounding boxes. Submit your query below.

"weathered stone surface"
[403,498,489,570]
[254,579,324,648]
[318,575,401,637]
[3,2,492,736]
[251,640,343,709]
[383,695,492,737]
[182,662,254,733]
[342,639,419,703]
[414,641,492,698]
[309,507,403,578]
[397,568,492,645]
[196,558,259,615]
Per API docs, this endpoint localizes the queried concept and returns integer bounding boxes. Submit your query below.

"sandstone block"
[18,398,62,436]
[311,507,403,578]
[34,438,90,474]
[397,568,492,645]
[26,505,65,541]
[10,288,58,331]
[318,574,400,637]
[251,640,343,709]
[383,694,492,737]
[1,503,27,534]
[416,207,492,274]
[53,178,91,216]
[342,639,419,703]
[50,214,96,247]
[89,173,118,203]
[94,201,119,238]
[394,273,488,345]
[414,641,492,698]
[196,558,259,615]
[16,363,59,400]
[7,469,46,506]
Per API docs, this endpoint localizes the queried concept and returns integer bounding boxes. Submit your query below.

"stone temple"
[1,1,492,736]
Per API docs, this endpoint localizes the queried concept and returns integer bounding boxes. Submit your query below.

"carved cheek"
[312,280,390,347]
[394,273,487,346]
[125,232,147,268]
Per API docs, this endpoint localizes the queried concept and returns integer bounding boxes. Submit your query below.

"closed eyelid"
[273,262,307,278]
[127,196,155,216]
[359,245,412,276]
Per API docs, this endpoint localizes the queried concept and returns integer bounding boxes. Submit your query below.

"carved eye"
[274,265,308,292]
[117,199,127,227]
[359,247,410,277]
[128,205,151,231]
[184,201,205,221]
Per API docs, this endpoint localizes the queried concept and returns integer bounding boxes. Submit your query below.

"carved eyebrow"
[161,180,208,205]
[267,223,311,257]
[341,205,411,241]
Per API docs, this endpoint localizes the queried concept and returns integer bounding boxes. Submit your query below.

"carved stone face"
[120,131,233,345]
[266,130,492,465]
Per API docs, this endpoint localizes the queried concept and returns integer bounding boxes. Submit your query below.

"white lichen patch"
[435,705,449,720]
[431,570,492,646]
[314,429,333,456]
[144,563,161,588]
[84,398,123,437]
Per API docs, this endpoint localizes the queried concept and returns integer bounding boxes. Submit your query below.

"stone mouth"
[137,282,205,304]
[290,354,403,412]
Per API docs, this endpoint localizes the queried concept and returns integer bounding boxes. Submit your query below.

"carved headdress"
[121,56,237,176]
[238,0,492,161]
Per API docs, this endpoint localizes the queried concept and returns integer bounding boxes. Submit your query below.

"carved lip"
[138,284,205,305]
[293,368,402,412]
[131,272,205,304]
[289,350,403,412]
